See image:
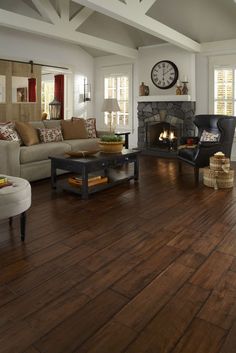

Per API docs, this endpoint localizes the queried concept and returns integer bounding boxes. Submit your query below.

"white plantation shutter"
[214,68,235,115]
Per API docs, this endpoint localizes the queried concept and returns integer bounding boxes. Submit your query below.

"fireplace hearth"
[138,100,196,157]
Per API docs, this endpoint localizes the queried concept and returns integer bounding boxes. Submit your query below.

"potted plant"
[99,134,124,153]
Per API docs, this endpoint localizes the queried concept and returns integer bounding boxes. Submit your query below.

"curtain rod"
[0,58,68,70]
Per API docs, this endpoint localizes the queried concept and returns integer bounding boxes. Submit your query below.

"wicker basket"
[203,167,234,189]
[210,156,230,171]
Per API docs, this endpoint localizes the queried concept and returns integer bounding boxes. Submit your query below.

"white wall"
[138,44,196,99]
[0,27,94,118]
[195,54,209,115]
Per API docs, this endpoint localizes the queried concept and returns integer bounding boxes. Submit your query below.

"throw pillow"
[72,117,97,138]
[200,130,220,142]
[85,118,97,138]
[0,122,22,143]
[38,127,63,143]
[15,121,39,146]
[61,120,88,140]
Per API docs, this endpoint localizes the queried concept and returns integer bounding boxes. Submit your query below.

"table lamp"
[101,98,120,132]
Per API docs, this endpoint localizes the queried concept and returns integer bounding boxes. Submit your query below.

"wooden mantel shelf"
[137,95,193,102]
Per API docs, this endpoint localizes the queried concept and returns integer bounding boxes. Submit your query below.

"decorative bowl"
[98,141,123,153]
[66,150,100,157]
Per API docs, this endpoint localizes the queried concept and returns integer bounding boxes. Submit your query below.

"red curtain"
[28,78,36,102]
[54,74,64,119]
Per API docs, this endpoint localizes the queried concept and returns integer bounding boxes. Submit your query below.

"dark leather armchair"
[178,114,236,182]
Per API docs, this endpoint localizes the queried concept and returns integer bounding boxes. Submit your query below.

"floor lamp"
[102,98,120,132]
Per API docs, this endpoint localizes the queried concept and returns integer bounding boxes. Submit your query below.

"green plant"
[100,134,123,142]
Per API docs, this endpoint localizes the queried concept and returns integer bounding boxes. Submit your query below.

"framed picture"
[17,87,27,102]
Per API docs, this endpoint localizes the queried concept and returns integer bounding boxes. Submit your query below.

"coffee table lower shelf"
[56,170,136,197]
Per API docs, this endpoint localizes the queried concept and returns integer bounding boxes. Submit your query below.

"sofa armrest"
[0,140,20,176]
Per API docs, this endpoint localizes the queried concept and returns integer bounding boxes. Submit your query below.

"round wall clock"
[151,60,179,89]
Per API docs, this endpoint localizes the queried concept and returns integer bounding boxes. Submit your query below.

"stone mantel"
[137,95,193,102]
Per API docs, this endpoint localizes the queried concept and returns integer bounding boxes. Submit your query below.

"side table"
[115,132,130,149]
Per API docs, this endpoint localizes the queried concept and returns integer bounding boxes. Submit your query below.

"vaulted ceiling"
[0,0,235,57]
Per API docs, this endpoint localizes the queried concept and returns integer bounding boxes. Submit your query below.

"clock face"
[151,60,179,89]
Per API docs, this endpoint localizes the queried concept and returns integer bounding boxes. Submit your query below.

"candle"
[176,80,181,86]
[183,75,188,82]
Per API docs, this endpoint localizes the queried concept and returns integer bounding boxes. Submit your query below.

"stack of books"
[0,176,12,188]
[68,175,108,188]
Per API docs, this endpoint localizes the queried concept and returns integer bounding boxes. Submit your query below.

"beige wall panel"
[0,105,6,121]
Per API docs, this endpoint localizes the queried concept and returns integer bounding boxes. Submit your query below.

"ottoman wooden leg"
[20,212,26,241]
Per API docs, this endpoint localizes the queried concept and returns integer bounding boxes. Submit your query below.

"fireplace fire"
[159,129,177,150]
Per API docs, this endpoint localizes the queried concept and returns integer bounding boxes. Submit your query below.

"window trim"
[100,64,133,131]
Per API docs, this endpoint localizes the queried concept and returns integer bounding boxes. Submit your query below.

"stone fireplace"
[138,99,196,156]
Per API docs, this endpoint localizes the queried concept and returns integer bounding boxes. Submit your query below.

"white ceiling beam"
[76,0,201,52]
[57,0,70,23]
[31,0,60,24]
[69,7,94,30]
[139,0,157,14]
[0,9,138,59]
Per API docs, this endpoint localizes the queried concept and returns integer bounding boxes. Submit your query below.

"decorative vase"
[99,141,124,153]
[182,82,188,95]
[144,85,149,96]
[176,86,182,95]
[139,82,146,96]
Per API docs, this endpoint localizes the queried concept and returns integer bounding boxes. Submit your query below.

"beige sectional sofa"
[0,120,100,182]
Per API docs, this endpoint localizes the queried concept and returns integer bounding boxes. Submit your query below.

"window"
[102,65,132,130]
[214,67,236,115]
[41,75,54,115]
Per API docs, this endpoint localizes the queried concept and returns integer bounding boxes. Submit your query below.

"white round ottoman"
[0,175,31,241]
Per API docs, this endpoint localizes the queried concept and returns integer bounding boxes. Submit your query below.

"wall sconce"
[84,78,91,102]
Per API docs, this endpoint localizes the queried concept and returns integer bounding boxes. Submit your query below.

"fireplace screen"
[146,120,183,151]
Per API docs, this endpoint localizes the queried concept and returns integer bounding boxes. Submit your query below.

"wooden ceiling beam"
[76,0,201,52]
[31,0,60,24]
[57,0,70,24]
[69,7,94,30]
[0,9,138,59]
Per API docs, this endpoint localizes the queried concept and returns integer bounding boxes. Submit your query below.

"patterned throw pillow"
[200,130,220,142]
[38,127,63,143]
[86,118,97,138]
[0,122,22,143]
[72,117,97,138]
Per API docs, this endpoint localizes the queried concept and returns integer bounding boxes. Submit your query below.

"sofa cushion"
[64,138,100,151]
[72,117,97,138]
[38,127,63,143]
[43,120,61,129]
[29,121,45,129]
[20,141,71,164]
[61,120,88,139]
[15,121,39,146]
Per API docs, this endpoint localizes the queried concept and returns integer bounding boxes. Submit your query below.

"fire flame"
[159,130,176,141]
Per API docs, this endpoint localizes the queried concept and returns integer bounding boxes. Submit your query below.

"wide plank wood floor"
[0,155,236,353]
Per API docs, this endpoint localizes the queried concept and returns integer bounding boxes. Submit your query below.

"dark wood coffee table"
[49,149,140,199]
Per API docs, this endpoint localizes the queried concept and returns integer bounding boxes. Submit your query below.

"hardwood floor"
[0,155,236,353]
